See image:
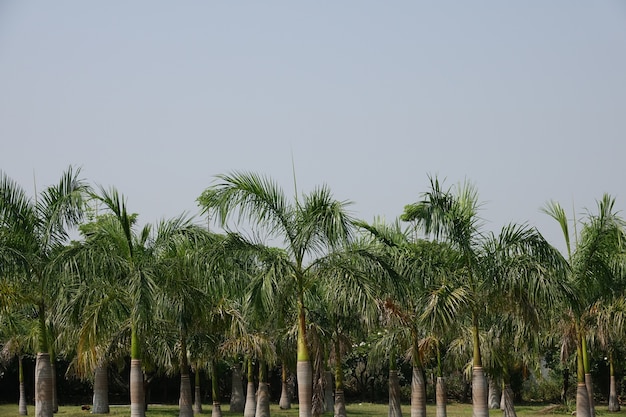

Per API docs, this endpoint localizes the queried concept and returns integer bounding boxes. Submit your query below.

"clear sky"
[1,2,625,253]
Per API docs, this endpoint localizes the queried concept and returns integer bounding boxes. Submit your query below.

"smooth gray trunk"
[334,389,346,417]
[388,370,402,417]
[472,366,488,417]
[488,377,500,409]
[35,353,53,417]
[436,377,447,417]
[297,360,313,417]
[193,384,202,414]
[255,382,270,417]
[410,367,426,417]
[92,364,110,414]
[609,375,620,412]
[19,381,28,415]
[243,381,256,417]
[211,403,222,417]
[230,366,245,412]
[179,372,193,417]
[585,373,596,417]
[502,384,517,417]
[279,380,291,410]
[576,383,591,417]
[130,359,145,417]
[19,355,27,416]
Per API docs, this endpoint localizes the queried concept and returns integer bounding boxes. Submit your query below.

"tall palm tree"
[83,187,199,417]
[358,218,463,417]
[402,176,569,417]
[198,171,355,417]
[0,167,89,417]
[543,195,626,417]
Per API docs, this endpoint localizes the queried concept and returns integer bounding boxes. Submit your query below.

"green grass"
[0,403,624,417]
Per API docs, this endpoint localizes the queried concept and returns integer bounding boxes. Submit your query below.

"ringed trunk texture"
[211,403,222,417]
[179,372,193,417]
[334,389,346,417]
[585,373,596,417]
[436,377,447,417]
[19,380,28,416]
[388,370,402,417]
[472,366,488,417]
[488,378,500,409]
[297,360,313,417]
[243,381,256,417]
[410,367,426,417]
[324,371,333,413]
[130,359,146,417]
[609,375,620,412]
[501,384,517,417]
[279,382,291,410]
[230,367,245,412]
[92,364,110,414]
[35,353,53,417]
[576,383,591,417]
[19,355,27,416]
[193,383,202,414]
[255,382,270,417]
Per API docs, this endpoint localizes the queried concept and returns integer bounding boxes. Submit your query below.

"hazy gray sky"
[1,2,625,252]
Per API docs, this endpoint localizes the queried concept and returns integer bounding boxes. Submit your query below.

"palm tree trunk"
[435,347,446,417]
[388,369,402,417]
[279,361,291,410]
[488,377,500,409]
[92,363,110,414]
[179,335,193,417]
[130,322,145,417]
[410,366,426,417]
[575,329,591,417]
[130,359,145,417]
[193,367,202,415]
[334,338,346,417]
[471,313,488,417]
[36,303,52,417]
[255,361,270,417]
[19,355,28,416]
[502,384,517,417]
[472,367,488,417]
[608,352,620,412]
[244,358,256,417]
[35,352,53,417]
[388,348,402,417]
[324,370,333,413]
[436,377,447,417]
[210,360,222,417]
[230,364,245,413]
[297,297,312,417]
[179,348,193,417]
[582,337,596,417]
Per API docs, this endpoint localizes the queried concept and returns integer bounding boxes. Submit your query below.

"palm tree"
[81,187,200,417]
[0,285,35,416]
[0,167,89,417]
[198,172,355,417]
[595,296,626,412]
[402,176,569,417]
[543,195,626,417]
[358,218,463,417]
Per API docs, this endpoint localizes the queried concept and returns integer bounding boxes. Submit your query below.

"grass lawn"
[1,402,622,417]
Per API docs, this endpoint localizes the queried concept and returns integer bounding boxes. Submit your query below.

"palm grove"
[1,167,626,417]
